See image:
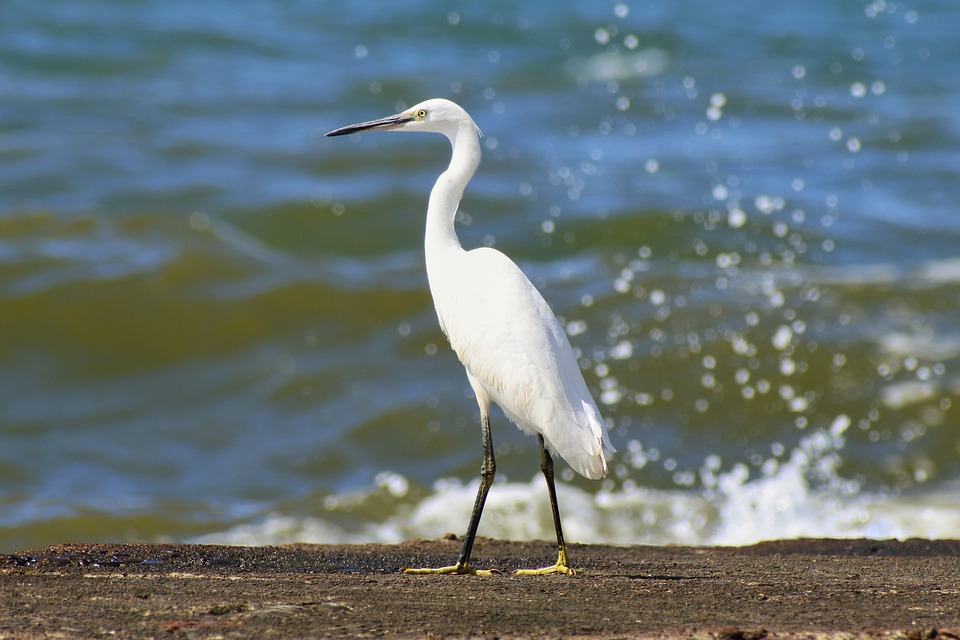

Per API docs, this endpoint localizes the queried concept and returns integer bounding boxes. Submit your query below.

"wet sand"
[3,538,959,639]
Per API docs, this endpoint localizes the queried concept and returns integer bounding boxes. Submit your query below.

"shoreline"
[3,538,959,639]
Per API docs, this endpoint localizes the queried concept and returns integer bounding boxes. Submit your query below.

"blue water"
[1,1,959,552]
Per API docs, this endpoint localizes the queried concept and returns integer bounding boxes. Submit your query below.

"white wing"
[430,246,615,479]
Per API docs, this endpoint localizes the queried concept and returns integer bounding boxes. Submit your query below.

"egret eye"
[416,109,427,119]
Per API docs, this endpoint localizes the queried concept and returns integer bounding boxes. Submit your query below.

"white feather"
[430,246,613,478]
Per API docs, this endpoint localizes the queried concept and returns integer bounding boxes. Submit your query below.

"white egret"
[326,99,615,575]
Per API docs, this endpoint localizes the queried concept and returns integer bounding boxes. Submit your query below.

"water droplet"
[727,208,746,228]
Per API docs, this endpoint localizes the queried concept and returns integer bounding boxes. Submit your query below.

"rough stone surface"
[2,538,959,638]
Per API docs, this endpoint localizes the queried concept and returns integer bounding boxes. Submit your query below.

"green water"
[2,0,959,551]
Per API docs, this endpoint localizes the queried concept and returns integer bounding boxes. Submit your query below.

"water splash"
[195,416,960,548]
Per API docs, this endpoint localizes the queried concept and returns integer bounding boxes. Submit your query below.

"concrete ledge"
[3,538,959,638]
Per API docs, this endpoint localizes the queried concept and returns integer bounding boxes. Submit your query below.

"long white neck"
[424,123,481,270]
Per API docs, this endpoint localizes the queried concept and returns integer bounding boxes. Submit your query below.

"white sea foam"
[195,423,960,548]
[195,475,960,549]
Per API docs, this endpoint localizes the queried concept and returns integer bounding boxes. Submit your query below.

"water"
[1,0,958,553]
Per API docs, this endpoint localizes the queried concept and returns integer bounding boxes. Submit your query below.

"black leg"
[404,409,496,575]
[516,434,574,575]
[455,410,495,568]
[538,435,566,553]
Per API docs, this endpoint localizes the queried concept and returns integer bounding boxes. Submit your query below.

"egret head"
[325,98,479,139]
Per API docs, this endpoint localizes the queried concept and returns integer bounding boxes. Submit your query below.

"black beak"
[325,113,413,137]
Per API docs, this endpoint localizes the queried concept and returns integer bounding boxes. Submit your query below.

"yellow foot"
[515,562,575,576]
[516,547,575,576]
[403,563,496,576]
